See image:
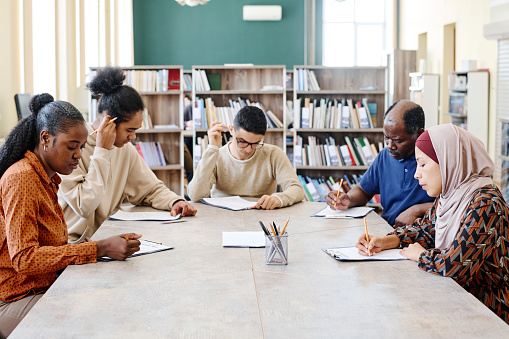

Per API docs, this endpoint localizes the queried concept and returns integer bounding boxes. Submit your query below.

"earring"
[43,145,47,152]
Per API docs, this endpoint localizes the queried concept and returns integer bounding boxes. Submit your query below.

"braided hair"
[87,66,144,124]
[0,93,85,178]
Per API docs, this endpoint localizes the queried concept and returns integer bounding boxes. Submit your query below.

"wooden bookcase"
[292,66,387,190]
[191,65,287,169]
[88,66,185,196]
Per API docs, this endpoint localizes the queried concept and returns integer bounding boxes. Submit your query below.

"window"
[322,0,386,67]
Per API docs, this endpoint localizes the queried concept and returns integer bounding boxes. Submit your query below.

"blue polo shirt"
[360,148,434,226]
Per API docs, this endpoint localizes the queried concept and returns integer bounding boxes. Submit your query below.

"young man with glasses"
[187,106,304,209]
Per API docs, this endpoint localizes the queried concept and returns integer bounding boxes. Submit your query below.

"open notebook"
[99,240,173,261]
[322,246,407,261]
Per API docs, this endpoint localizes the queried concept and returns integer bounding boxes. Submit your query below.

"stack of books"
[298,174,380,204]
[295,98,375,129]
[294,135,383,167]
[135,142,167,167]
[295,68,320,91]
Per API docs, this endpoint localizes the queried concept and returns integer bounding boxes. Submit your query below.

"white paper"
[109,210,180,221]
[201,196,256,211]
[314,206,374,218]
[100,240,173,261]
[222,232,266,247]
[323,247,407,261]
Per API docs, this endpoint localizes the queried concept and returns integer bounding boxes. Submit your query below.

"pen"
[258,221,270,236]
[272,222,279,236]
[280,217,290,235]
[364,217,371,256]
[90,117,118,136]
[334,179,344,207]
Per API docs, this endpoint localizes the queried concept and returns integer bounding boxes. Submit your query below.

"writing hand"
[324,191,350,211]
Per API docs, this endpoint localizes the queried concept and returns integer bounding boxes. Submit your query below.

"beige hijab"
[428,124,494,250]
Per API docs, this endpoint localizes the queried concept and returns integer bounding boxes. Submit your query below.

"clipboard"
[312,206,374,218]
[322,246,407,261]
[99,240,174,261]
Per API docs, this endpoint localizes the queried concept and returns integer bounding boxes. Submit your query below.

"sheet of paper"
[201,196,257,211]
[323,247,407,261]
[100,240,174,261]
[313,206,374,218]
[108,210,180,221]
[222,232,266,247]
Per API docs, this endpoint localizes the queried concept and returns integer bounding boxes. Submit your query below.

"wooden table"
[10,202,509,338]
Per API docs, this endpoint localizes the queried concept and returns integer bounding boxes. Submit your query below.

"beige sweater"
[58,124,184,242]
[187,142,304,207]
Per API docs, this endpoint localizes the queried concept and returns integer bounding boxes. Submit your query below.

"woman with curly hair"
[58,67,196,243]
[0,94,141,338]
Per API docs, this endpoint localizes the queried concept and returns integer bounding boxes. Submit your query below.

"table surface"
[10,202,509,338]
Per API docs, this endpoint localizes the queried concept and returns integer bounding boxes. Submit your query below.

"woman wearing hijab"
[356,124,509,323]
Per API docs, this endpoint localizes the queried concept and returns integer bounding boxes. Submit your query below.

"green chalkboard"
[133,0,305,69]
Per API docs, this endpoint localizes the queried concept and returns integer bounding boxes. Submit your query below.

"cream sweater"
[187,142,304,207]
[58,124,184,242]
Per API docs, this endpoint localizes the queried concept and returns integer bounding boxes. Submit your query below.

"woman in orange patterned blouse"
[0,94,142,338]
[356,124,509,323]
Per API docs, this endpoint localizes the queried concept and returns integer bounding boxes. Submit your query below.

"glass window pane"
[355,0,385,23]
[323,23,354,67]
[323,0,354,23]
[84,0,99,73]
[32,0,56,97]
[356,24,384,66]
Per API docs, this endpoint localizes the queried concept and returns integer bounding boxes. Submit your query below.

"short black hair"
[384,100,425,135]
[233,106,267,135]
[87,66,144,123]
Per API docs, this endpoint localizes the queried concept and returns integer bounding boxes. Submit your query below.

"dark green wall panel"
[133,0,305,69]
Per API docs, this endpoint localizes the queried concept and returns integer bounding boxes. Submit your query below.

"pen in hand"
[90,117,118,136]
[334,179,344,207]
[364,217,371,256]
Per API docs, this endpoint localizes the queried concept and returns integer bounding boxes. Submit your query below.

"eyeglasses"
[236,138,264,150]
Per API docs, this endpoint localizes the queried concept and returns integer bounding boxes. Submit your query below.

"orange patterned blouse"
[0,151,97,302]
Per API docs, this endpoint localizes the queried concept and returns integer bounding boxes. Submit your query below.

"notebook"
[200,196,256,211]
[99,240,173,261]
[322,246,407,261]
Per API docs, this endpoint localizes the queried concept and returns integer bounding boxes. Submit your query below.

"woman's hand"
[399,243,425,261]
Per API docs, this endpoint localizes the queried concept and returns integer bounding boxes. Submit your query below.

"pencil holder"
[265,234,288,265]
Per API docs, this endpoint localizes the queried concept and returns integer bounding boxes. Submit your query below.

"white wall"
[399,0,497,158]
[0,0,20,138]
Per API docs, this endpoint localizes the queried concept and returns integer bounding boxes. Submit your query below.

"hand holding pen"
[93,115,118,150]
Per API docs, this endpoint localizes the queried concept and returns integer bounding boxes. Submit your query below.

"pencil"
[210,107,218,122]
[280,217,290,235]
[124,233,129,241]
[90,117,118,136]
[334,179,344,207]
[364,217,371,255]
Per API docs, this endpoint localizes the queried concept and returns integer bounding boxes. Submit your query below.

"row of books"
[193,97,283,129]
[193,69,221,92]
[294,97,375,129]
[298,175,380,204]
[135,142,167,167]
[295,68,321,91]
[182,73,193,91]
[123,69,181,92]
[448,73,467,91]
[294,135,384,167]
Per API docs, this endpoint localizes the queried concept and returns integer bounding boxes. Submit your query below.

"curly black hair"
[233,106,267,135]
[87,66,144,124]
[384,100,425,135]
[0,93,85,178]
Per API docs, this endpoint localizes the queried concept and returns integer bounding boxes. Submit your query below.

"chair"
[14,93,31,121]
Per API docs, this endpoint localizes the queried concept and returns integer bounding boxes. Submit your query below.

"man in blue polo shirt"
[325,100,434,227]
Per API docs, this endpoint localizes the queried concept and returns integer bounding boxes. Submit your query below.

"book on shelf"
[136,142,167,167]
[168,69,181,90]
[140,108,153,129]
[194,69,211,91]
[294,135,382,168]
[206,73,221,91]
[122,69,181,93]
[295,68,321,91]
[183,73,192,90]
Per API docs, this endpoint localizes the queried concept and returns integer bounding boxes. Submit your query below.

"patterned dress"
[390,185,509,323]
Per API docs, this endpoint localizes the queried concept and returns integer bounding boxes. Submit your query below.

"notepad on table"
[200,196,256,211]
[99,240,174,261]
[222,232,265,248]
[109,210,181,221]
[322,246,407,261]
[312,206,374,218]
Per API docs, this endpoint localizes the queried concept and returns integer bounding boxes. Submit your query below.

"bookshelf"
[447,71,489,147]
[88,66,185,196]
[409,72,439,129]
[191,65,287,169]
[292,66,387,198]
